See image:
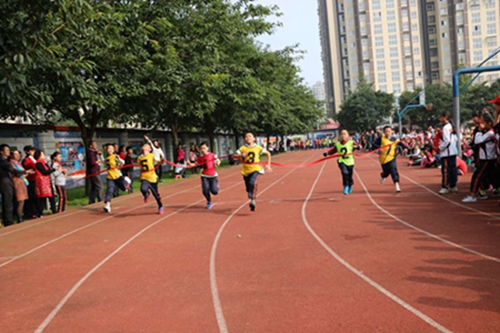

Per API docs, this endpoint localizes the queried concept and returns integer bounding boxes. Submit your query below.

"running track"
[1,150,499,333]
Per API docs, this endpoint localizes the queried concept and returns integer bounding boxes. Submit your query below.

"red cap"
[489,94,500,104]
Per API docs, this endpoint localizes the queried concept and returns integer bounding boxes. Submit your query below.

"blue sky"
[254,0,323,87]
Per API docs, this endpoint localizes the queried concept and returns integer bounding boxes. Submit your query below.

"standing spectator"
[86,140,104,204]
[118,145,126,161]
[123,146,135,193]
[10,149,29,223]
[51,152,68,213]
[438,111,458,194]
[22,145,37,219]
[34,150,56,217]
[1,144,30,227]
[144,136,165,183]
[189,144,199,175]
[176,143,187,178]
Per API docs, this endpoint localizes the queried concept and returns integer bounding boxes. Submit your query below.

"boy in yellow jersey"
[323,129,361,195]
[137,142,164,214]
[373,126,407,193]
[233,132,272,211]
[103,144,131,213]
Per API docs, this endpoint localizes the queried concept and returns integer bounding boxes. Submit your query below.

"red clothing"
[456,157,467,175]
[23,156,36,182]
[197,153,218,177]
[119,152,126,160]
[35,159,53,198]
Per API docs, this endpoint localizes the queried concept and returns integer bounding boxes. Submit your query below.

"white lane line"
[0,211,82,238]
[303,163,453,333]
[355,170,500,264]
[0,185,202,269]
[210,153,318,333]
[34,181,243,333]
[401,174,500,220]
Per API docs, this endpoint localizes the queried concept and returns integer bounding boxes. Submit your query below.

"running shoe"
[348,186,353,194]
[380,177,385,184]
[450,186,458,193]
[104,202,111,213]
[478,193,488,200]
[144,195,149,203]
[206,202,213,210]
[438,188,449,195]
[462,196,477,203]
[395,183,401,192]
[343,186,349,195]
[158,206,164,215]
[249,200,256,211]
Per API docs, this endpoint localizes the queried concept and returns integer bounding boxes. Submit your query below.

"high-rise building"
[311,81,326,102]
[422,0,500,84]
[318,0,500,116]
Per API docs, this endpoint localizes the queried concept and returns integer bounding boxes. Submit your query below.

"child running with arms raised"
[103,144,131,213]
[138,142,164,214]
[187,142,220,209]
[323,129,360,195]
[373,126,407,192]
[233,132,272,211]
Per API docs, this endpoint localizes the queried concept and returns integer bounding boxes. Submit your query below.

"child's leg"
[441,157,448,188]
[244,172,259,200]
[388,160,400,184]
[140,180,150,197]
[381,163,391,179]
[62,187,67,212]
[201,177,211,203]
[115,177,127,192]
[209,177,219,195]
[150,182,163,207]
[338,163,349,187]
[105,179,115,203]
[448,157,457,188]
[347,165,354,186]
[469,161,487,195]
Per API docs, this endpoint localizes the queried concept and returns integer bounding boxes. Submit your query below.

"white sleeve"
[438,125,452,152]
[474,131,495,145]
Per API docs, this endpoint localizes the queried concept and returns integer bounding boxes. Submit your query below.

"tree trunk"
[266,133,270,149]
[172,124,179,162]
[207,132,215,155]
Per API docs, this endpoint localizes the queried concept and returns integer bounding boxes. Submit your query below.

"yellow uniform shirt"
[137,153,158,183]
[379,136,398,165]
[105,154,122,180]
[237,144,267,176]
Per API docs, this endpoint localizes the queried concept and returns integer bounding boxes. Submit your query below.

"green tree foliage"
[336,76,395,132]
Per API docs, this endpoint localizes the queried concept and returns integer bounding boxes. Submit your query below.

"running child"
[323,129,360,195]
[187,142,220,209]
[373,126,407,192]
[138,141,164,214]
[103,144,131,213]
[233,132,272,211]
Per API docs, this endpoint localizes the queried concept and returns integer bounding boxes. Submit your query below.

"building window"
[458,40,465,49]
[428,15,436,23]
[410,0,416,7]
[473,38,482,49]
[378,73,387,83]
[341,36,347,44]
[404,46,411,55]
[401,0,408,6]
[351,53,357,61]
[362,38,369,47]
[470,0,480,10]
[426,3,434,11]
[440,8,447,16]
[393,83,401,93]
[350,42,356,49]
[488,49,498,60]
[387,10,395,21]
[431,72,439,80]
[487,37,497,47]
[366,74,371,82]
[412,23,418,31]
[429,38,436,46]
[407,82,414,91]
[361,27,367,35]
[374,24,383,34]
[379,85,387,92]
[487,11,496,22]
[392,71,400,82]
[411,11,417,19]
[390,47,398,57]
[391,59,399,69]
[388,23,397,33]
[442,32,448,39]
[359,1,365,11]
[444,56,451,64]
[413,35,419,43]
[458,27,464,35]
[338,3,344,11]
[405,58,412,66]
[363,51,369,59]
[486,0,495,9]
[413,47,420,55]
[373,12,382,22]
[474,51,483,62]
[443,43,450,52]
[377,61,386,71]
[376,48,385,59]
[471,13,480,24]
[428,26,436,34]
[430,48,438,57]
[386,0,394,9]
[472,25,481,36]
[401,9,408,18]
[441,20,447,27]
[374,37,383,46]
[403,34,410,42]
[487,24,497,35]
[402,22,409,30]
[348,19,354,26]
[363,63,370,71]
[360,14,366,22]
[389,35,397,45]
[415,59,421,67]
[373,0,380,10]
[456,15,463,25]
[347,6,353,14]
[431,61,439,69]
[349,30,355,37]
[459,53,466,63]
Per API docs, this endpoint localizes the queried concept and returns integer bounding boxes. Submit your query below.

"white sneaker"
[450,186,458,193]
[439,188,449,195]
[380,177,385,184]
[462,196,477,203]
[104,202,111,213]
[124,176,131,185]
[395,184,401,192]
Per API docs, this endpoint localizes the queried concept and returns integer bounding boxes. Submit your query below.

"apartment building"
[318,0,500,115]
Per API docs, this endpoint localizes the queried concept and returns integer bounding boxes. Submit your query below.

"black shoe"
[249,200,256,211]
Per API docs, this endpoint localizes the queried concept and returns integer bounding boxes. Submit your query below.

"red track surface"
[1,150,499,333]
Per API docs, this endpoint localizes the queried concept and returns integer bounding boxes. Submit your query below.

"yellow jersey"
[379,136,398,165]
[237,144,267,175]
[105,154,122,180]
[137,154,158,183]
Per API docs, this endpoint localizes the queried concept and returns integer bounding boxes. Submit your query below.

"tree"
[336,75,394,132]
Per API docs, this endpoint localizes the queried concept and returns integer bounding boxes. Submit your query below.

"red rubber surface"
[1,150,499,332]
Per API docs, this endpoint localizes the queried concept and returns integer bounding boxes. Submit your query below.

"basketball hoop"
[426,102,433,111]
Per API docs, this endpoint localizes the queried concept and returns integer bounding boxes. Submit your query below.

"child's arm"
[264,150,272,171]
[323,146,338,157]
